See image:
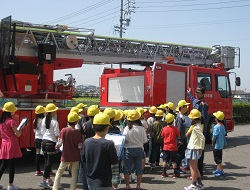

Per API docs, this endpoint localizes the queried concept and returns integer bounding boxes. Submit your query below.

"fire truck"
[0,16,240,148]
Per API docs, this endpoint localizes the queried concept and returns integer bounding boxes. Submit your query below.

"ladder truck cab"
[0,16,240,148]
[100,47,240,140]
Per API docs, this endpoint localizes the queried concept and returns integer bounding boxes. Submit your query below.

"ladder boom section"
[11,20,213,66]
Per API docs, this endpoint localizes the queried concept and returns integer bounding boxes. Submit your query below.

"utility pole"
[114,0,136,38]
[119,0,124,38]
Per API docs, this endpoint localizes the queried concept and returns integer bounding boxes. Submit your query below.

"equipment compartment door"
[108,75,144,103]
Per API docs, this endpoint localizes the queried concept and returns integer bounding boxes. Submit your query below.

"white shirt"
[41,117,60,142]
[33,118,43,139]
[123,125,147,149]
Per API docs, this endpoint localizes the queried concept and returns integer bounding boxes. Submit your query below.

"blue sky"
[1,0,249,91]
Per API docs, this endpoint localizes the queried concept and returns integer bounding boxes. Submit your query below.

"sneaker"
[196,183,205,190]
[180,166,189,171]
[161,172,168,177]
[47,178,54,186]
[50,171,56,176]
[187,176,192,180]
[129,175,134,182]
[177,169,186,174]
[134,175,138,183]
[0,184,3,189]
[212,169,220,174]
[7,185,19,190]
[136,186,142,190]
[173,173,180,178]
[125,185,131,190]
[184,184,200,190]
[214,170,225,177]
[39,181,51,189]
[150,163,155,170]
[35,171,43,176]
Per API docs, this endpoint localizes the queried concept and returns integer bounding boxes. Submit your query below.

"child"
[34,105,46,176]
[0,102,22,190]
[82,113,118,190]
[40,103,60,189]
[53,112,82,190]
[123,110,147,190]
[161,113,180,178]
[212,111,227,177]
[184,109,205,190]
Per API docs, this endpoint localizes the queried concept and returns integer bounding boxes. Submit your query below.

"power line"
[130,18,250,29]
[136,0,199,3]
[85,15,119,28]
[70,11,120,27]
[66,7,119,26]
[138,0,250,8]
[137,4,250,12]
[44,0,114,24]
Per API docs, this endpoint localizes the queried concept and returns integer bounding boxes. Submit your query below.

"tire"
[206,117,216,143]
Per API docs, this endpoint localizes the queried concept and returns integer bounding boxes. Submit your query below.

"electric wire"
[137,4,250,12]
[137,0,250,8]
[130,18,250,29]
[44,0,114,24]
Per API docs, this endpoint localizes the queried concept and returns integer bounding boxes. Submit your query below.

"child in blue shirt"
[212,111,227,177]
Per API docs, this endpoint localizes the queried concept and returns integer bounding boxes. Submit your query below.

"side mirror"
[235,77,241,86]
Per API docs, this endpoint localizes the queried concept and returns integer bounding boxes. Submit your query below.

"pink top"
[0,117,22,159]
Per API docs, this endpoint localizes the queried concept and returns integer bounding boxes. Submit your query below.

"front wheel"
[206,117,216,143]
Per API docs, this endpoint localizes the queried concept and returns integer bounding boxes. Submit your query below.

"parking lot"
[0,124,249,190]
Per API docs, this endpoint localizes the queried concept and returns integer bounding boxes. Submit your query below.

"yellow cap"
[165,113,174,123]
[213,111,225,121]
[127,110,141,121]
[45,103,58,113]
[76,103,87,112]
[123,110,130,117]
[35,105,45,114]
[149,106,157,114]
[136,107,147,115]
[188,109,201,119]
[70,107,80,114]
[114,110,124,121]
[2,102,17,113]
[165,102,175,111]
[87,105,100,116]
[93,113,111,125]
[178,100,190,108]
[103,108,115,119]
[67,112,81,123]
[157,104,166,110]
[155,110,164,117]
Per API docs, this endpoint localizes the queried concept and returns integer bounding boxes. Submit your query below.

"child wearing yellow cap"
[184,109,205,190]
[82,113,118,190]
[53,112,82,190]
[212,111,227,177]
[161,113,180,178]
[33,105,46,177]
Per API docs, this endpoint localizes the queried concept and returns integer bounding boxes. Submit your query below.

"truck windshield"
[216,75,231,98]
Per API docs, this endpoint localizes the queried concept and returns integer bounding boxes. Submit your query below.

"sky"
[1,0,249,91]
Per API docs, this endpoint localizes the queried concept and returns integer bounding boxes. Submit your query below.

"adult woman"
[33,105,46,176]
[39,103,60,189]
[0,102,22,190]
[123,110,147,190]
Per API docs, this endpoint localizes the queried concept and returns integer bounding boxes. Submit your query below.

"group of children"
[0,94,228,190]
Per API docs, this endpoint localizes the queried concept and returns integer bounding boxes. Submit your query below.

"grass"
[64,97,100,107]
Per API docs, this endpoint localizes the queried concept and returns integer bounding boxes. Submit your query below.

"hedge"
[233,102,250,123]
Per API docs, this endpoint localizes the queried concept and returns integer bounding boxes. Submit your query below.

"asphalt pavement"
[0,124,249,190]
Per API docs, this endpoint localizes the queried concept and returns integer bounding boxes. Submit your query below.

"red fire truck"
[0,16,240,148]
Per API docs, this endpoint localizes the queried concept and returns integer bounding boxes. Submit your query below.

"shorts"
[42,140,57,154]
[34,139,42,149]
[185,149,202,160]
[123,147,144,175]
[213,149,223,164]
[163,150,178,163]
